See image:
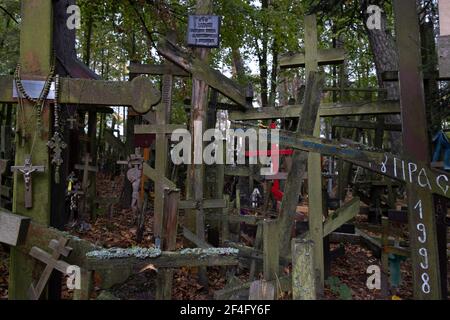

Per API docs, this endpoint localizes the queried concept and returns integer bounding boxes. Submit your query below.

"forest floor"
[0,245,8,300]
[1,174,447,300]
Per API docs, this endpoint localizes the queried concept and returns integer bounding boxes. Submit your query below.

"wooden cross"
[393,0,443,299]
[67,116,78,130]
[75,154,98,191]
[0,0,159,299]
[132,64,186,247]
[11,155,45,209]
[28,238,72,300]
[277,15,348,294]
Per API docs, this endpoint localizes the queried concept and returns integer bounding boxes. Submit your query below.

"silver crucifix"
[48,132,67,184]
[11,155,45,209]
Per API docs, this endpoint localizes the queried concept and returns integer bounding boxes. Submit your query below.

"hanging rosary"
[47,74,67,184]
[14,59,68,184]
[14,62,55,145]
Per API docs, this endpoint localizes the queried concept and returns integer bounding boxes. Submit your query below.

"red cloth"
[271,180,284,202]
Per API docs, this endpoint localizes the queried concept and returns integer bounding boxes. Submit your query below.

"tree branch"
[0,5,18,24]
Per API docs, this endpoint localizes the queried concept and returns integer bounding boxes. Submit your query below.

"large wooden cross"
[277,15,348,295]
[132,63,228,250]
[393,0,442,299]
[133,70,185,247]
[0,0,160,299]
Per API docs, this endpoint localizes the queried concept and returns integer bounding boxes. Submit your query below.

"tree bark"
[361,0,401,152]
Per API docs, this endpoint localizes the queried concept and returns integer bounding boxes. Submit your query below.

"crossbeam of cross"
[0,76,160,115]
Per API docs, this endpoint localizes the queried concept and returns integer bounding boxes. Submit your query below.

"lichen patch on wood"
[179,248,239,259]
[86,247,162,260]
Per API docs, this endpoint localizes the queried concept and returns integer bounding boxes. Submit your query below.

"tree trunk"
[259,0,269,108]
[84,14,93,66]
[361,0,401,152]
[269,40,279,107]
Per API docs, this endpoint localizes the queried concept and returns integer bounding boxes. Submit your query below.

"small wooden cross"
[28,238,72,300]
[75,154,98,191]
[67,116,78,130]
[11,155,45,209]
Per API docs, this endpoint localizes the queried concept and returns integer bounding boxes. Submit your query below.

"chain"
[14,59,56,151]
[54,74,61,130]
[48,74,67,184]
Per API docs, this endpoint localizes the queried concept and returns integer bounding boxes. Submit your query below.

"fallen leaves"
[0,246,9,300]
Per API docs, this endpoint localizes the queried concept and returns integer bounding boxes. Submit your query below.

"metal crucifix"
[11,155,45,209]
[47,132,67,184]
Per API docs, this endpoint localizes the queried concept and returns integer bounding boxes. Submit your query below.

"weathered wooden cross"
[75,154,98,192]
[0,0,160,299]
[28,238,72,300]
[392,0,443,299]
[277,15,349,295]
[133,69,186,247]
[155,3,253,288]
[66,116,78,130]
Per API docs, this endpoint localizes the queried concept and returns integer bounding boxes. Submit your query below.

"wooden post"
[278,70,325,264]
[156,188,180,300]
[248,219,279,301]
[277,15,344,295]
[87,111,97,218]
[9,0,53,300]
[73,270,93,300]
[186,0,213,287]
[263,219,279,282]
[153,74,174,245]
[393,0,442,299]
[305,15,325,295]
[381,216,390,297]
[291,239,316,300]
[249,221,263,281]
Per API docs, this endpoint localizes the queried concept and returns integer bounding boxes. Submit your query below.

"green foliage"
[0,0,20,75]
